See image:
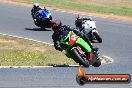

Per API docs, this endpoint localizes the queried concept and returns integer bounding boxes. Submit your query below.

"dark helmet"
[51,20,62,33]
[33,3,39,9]
[76,15,82,20]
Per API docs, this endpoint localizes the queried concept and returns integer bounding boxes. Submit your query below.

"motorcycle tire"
[92,57,101,67]
[71,49,89,67]
[93,31,102,43]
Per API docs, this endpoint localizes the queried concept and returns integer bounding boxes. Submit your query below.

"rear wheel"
[71,49,89,67]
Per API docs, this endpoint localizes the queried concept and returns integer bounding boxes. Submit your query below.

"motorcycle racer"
[31,3,42,20]
[75,15,93,31]
[51,20,98,52]
[31,3,42,26]
[51,20,101,67]
[31,3,52,29]
[75,15,102,43]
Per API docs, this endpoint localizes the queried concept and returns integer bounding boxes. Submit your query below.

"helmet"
[51,20,62,33]
[33,3,39,8]
[76,15,82,20]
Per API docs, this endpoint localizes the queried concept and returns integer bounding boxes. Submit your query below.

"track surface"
[0,3,132,88]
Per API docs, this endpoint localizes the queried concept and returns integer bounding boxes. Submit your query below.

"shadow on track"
[25,28,52,31]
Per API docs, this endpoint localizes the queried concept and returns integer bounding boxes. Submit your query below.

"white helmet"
[33,3,39,8]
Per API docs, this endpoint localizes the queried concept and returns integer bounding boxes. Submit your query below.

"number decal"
[71,34,78,41]
[70,32,78,46]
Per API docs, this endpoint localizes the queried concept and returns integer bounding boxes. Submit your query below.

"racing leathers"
[31,7,42,26]
[31,7,42,19]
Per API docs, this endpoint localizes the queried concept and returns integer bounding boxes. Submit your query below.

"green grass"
[22,0,132,16]
[0,34,111,66]
[0,34,76,66]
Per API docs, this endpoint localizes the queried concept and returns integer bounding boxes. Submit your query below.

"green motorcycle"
[60,30,101,67]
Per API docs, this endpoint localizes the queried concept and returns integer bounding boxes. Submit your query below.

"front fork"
[65,49,72,58]
[64,46,83,59]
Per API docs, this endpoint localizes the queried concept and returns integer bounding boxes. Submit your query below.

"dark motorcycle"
[32,9,52,29]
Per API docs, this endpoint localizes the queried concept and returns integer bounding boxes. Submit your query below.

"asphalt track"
[0,2,132,88]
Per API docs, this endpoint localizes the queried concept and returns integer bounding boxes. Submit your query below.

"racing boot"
[89,52,101,67]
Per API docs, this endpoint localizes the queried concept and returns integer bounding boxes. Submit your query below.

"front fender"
[92,29,99,35]
[71,47,77,51]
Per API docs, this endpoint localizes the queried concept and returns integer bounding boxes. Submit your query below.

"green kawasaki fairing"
[60,31,92,67]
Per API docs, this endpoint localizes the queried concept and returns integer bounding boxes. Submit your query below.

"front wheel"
[93,31,102,43]
[92,57,101,67]
[71,49,89,67]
